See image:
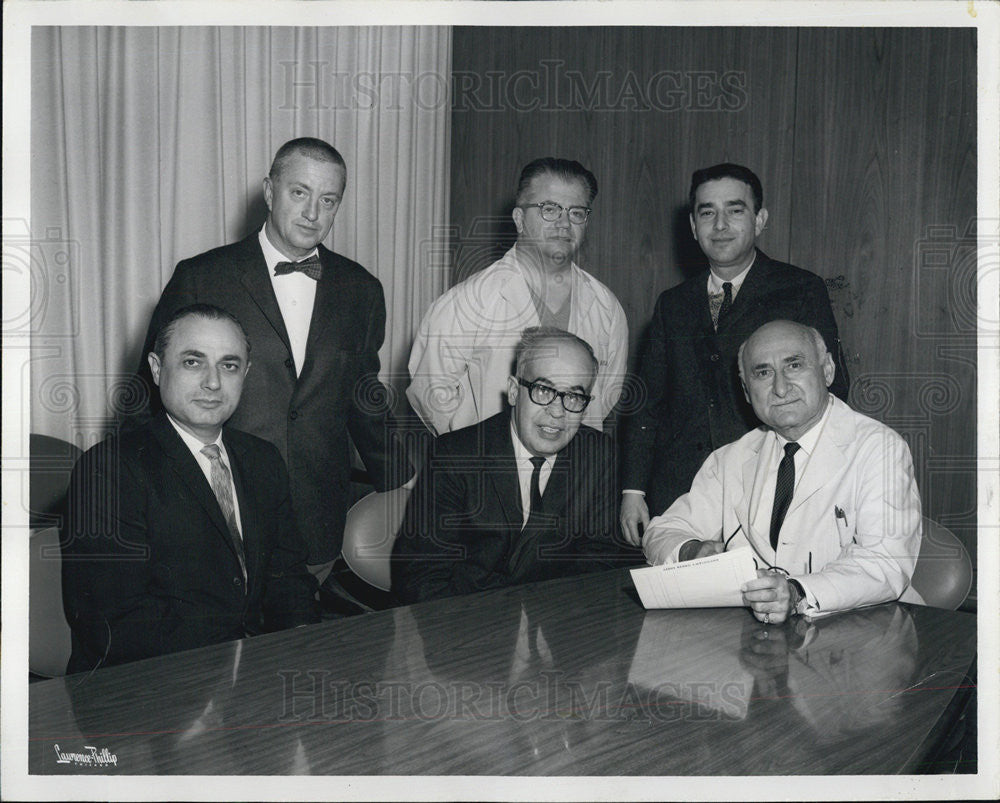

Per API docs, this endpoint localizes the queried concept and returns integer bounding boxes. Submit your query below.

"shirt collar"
[166,413,226,460]
[509,418,556,468]
[258,226,319,273]
[707,251,756,295]
[773,393,833,457]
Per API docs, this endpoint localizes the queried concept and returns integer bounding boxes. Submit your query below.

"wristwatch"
[787,578,807,616]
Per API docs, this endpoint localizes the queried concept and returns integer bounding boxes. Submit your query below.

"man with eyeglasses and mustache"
[393,327,640,604]
[407,157,628,436]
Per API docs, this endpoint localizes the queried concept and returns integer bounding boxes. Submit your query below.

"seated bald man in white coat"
[643,320,921,624]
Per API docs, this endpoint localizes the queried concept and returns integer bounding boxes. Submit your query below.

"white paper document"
[629,547,758,609]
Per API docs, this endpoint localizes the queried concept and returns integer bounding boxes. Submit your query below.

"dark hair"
[269,137,347,182]
[689,163,763,214]
[152,304,251,359]
[515,158,598,206]
[514,326,599,380]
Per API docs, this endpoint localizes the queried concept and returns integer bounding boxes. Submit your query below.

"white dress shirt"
[706,252,756,299]
[510,422,556,529]
[259,227,318,377]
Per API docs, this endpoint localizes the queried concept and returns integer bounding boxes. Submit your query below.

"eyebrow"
[696,199,747,211]
[178,349,244,363]
[288,180,341,198]
[532,376,588,394]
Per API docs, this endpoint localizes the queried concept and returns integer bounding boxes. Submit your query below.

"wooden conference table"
[30,568,976,775]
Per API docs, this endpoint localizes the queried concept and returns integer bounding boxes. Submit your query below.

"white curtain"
[30,26,451,446]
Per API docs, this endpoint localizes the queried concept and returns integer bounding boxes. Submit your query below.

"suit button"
[289,410,299,420]
[233,577,242,587]
[284,358,293,369]
[710,353,720,362]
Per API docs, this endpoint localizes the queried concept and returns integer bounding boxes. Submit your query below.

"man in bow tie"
[135,138,411,587]
[63,305,318,671]
[642,320,921,623]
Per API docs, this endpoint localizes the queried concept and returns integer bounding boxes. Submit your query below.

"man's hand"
[678,539,725,562]
[620,493,649,547]
[742,570,794,625]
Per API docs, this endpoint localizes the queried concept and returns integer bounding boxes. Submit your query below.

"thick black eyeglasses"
[521,201,592,224]
[517,378,592,413]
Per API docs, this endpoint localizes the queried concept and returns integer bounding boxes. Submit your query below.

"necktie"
[715,281,733,328]
[273,254,322,280]
[770,442,800,550]
[525,456,546,530]
[201,444,248,582]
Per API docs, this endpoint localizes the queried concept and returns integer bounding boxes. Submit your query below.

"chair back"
[30,527,73,677]
[30,433,82,529]
[27,434,80,677]
[341,486,412,591]
[899,518,973,610]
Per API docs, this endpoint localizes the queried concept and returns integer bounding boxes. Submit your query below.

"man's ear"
[507,375,520,406]
[822,351,835,388]
[512,206,524,235]
[147,352,162,387]
[689,213,697,239]
[263,176,274,211]
[741,378,751,405]
[754,207,769,237]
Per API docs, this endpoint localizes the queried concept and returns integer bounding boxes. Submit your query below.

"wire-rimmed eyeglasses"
[521,201,592,224]
[517,378,592,413]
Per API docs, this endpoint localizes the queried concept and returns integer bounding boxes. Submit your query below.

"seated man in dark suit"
[392,327,639,603]
[62,304,318,673]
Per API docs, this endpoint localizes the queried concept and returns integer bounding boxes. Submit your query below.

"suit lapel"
[739,429,772,560]
[224,431,258,585]
[788,398,850,516]
[151,415,236,547]
[483,415,522,531]
[151,415,248,575]
[686,272,716,336]
[299,247,337,379]
[235,237,293,355]
[714,249,766,336]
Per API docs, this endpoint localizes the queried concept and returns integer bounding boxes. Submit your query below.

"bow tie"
[273,255,322,281]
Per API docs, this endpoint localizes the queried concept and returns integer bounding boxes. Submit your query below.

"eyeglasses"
[521,201,592,224]
[517,378,592,413]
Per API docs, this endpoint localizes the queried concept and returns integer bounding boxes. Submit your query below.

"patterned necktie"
[770,442,800,550]
[201,444,247,582]
[273,254,322,280]
[525,456,546,530]
[715,281,734,328]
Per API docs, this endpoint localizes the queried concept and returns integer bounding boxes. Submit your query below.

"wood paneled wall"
[449,28,978,576]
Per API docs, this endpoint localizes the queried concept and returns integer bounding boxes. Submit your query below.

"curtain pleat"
[30,26,451,444]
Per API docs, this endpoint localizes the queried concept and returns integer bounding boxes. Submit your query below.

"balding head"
[739,320,834,441]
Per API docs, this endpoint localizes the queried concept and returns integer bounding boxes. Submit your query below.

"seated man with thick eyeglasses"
[392,327,640,603]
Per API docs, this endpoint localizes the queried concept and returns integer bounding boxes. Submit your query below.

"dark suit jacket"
[134,234,410,563]
[622,249,849,515]
[392,412,641,603]
[61,413,318,673]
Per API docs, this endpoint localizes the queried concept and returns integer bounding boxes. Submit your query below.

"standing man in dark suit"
[136,138,411,587]
[620,163,849,545]
[393,327,639,604]
[63,305,318,672]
